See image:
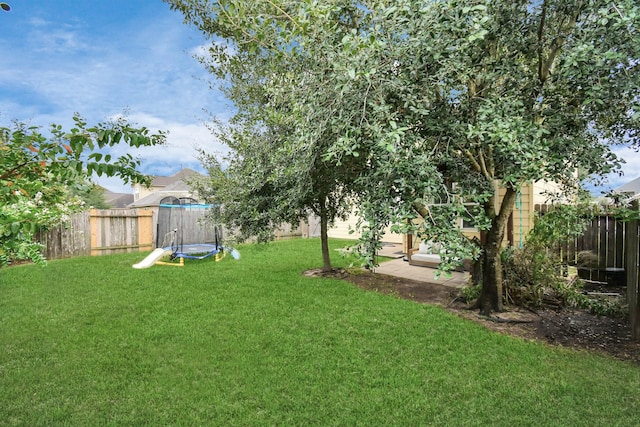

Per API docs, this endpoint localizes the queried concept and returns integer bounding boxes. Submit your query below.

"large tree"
[347,0,640,314]
[0,115,165,265]
[167,0,639,314]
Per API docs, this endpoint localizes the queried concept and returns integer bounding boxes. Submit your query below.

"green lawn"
[1,238,639,426]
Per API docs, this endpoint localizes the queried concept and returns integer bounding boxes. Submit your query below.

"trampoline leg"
[155,257,185,267]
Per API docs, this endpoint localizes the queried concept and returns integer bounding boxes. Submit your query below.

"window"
[461,204,480,230]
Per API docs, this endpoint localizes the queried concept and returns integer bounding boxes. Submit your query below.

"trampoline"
[160,217,231,265]
[132,196,239,268]
[161,228,239,262]
[168,243,224,260]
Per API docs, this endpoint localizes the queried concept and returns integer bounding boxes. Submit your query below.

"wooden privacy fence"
[35,212,91,259]
[623,201,640,341]
[37,209,154,259]
[155,204,221,247]
[37,208,310,260]
[535,204,639,340]
[535,205,625,283]
[90,209,154,256]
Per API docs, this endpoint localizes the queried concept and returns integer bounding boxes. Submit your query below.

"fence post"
[137,209,154,251]
[624,200,640,341]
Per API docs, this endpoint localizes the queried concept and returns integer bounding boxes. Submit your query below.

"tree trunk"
[476,187,518,316]
[477,227,505,315]
[319,200,332,272]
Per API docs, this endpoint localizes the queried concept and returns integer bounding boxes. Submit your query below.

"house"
[129,168,205,208]
[612,176,640,199]
[102,189,134,208]
[128,168,212,247]
[406,181,559,268]
[329,180,562,266]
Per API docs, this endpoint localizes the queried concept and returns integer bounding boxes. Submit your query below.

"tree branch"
[360,81,372,127]
[218,2,275,49]
[464,149,482,173]
[487,145,495,176]
[264,0,302,31]
[497,186,518,225]
[539,2,583,82]
[478,149,491,179]
[0,154,37,181]
[465,147,493,181]
[348,8,359,29]
[412,200,429,218]
[536,0,548,82]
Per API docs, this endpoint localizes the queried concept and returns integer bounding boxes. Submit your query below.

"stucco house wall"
[334,181,555,255]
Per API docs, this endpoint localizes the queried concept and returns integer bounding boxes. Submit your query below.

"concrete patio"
[374,243,470,289]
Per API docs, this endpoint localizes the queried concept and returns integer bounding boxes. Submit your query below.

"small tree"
[71,183,112,210]
[166,0,368,272]
[0,115,165,265]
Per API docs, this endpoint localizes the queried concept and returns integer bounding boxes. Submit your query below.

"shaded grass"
[1,238,639,426]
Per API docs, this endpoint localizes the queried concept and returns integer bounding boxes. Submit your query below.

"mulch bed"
[307,268,640,364]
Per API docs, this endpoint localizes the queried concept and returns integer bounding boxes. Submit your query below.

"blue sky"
[0,1,636,197]
[0,0,229,193]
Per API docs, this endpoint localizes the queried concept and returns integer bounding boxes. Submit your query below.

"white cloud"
[1,1,233,196]
[93,112,228,193]
[610,146,640,186]
[190,44,211,59]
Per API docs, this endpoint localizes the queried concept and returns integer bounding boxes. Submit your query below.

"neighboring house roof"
[128,193,182,208]
[614,176,640,195]
[128,169,206,208]
[104,191,134,208]
[149,168,201,187]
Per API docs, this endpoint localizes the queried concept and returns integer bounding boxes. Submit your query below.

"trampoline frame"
[166,243,224,260]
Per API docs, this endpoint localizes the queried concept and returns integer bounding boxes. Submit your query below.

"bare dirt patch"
[338,269,640,364]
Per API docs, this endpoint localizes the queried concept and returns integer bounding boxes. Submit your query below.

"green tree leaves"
[166,0,639,310]
[0,116,165,266]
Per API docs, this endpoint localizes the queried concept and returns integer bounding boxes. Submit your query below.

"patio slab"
[375,243,470,289]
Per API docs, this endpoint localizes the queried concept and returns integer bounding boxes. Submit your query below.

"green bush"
[501,244,551,307]
[554,280,627,318]
[460,282,481,303]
